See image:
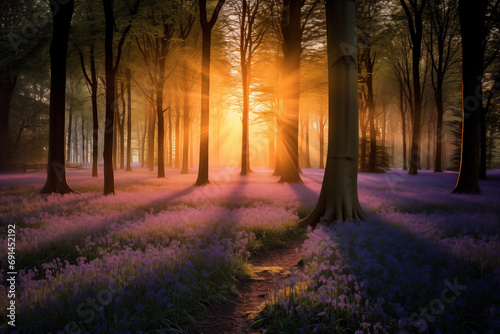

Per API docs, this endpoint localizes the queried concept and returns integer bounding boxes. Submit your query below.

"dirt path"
[193,236,306,334]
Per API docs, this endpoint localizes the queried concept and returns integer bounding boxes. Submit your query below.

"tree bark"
[41,0,75,194]
[300,0,362,226]
[279,0,302,183]
[452,0,485,194]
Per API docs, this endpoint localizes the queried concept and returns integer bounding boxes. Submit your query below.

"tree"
[399,0,427,175]
[452,0,487,194]
[0,1,48,172]
[136,15,176,178]
[178,4,197,174]
[225,0,266,175]
[195,0,226,186]
[102,0,141,195]
[40,0,76,194]
[125,68,132,171]
[300,0,363,227]
[424,0,460,173]
[278,0,303,183]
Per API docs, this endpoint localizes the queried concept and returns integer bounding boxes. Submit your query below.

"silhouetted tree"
[41,0,76,194]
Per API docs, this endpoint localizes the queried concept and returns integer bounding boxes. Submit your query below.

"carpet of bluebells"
[0,166,499,333]
[257,169,500,334]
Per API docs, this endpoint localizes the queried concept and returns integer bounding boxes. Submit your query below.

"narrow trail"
[194,236,306,334]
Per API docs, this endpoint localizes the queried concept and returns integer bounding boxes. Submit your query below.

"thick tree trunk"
[126,68,132,171]
[279,0,302,183]
[452,0,485,194]
[300,0,362,226]
[40,0,75,194]
[0,80,16,172]
[103,0,116,194]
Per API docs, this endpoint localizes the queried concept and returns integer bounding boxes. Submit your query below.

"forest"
[0,0,499,333]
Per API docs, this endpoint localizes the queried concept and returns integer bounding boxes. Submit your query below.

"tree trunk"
[119,81,125,169]
[434,80,444,172]
[319,112,325,169]
[303,110,311,168]
[41,0,75,194]
[181,49,190,174]
[141,118,147,167]
[426,119,431,170]
[74,117,78,163]
[81,116,85,163]
[279,0,302,183]
[67,105,73,163]
[126,68,132,171]
[103,0,116,194]
[300,0,362,226]
[196,0,225,185]
[241,64,251,175]
[359,96,367,171]
[399,0,426,175]
[113,95,118,171]
[148,99,156,171]
[175,98,180,168]
[479,108,486,179]
[452,0,485,194]
[196,28,212,185]
[400,87,408,170]
[168,102,173,168]
[365,49,377,173]
[90,46,99,177]
[0,80,16,172]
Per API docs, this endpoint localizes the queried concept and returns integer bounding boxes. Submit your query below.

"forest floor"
[0,166,499,333]
[194,235,305,334]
